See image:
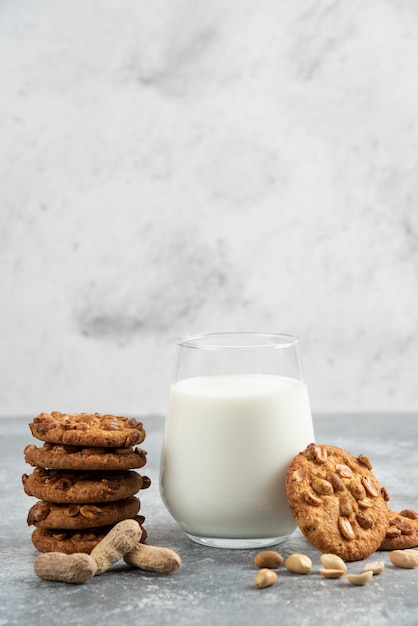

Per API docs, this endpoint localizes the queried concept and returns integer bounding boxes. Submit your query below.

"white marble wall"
[2,0,418,416]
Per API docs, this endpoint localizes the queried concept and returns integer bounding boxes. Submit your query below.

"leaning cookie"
[379,508,418,550]
[31,517,147,554]
[286,443,390,561]
[27,496,141,529]
[29,412,146,448]
[24,442,147,471]
[22,468,150,503]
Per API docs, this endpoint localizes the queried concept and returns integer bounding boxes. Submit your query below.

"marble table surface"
[1,414,417,626]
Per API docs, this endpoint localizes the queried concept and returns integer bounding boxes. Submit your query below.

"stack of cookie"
[22,411,150,554]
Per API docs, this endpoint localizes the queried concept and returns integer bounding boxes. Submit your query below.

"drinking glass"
[159,332,315,549]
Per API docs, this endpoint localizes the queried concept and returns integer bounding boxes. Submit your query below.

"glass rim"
[177,332,300,350]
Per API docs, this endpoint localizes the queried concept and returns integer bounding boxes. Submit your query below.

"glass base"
[186,533,291,549]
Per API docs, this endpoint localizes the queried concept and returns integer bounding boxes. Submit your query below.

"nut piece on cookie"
[286,443,389,561]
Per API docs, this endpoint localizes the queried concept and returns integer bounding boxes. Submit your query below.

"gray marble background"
[1,0,418,417]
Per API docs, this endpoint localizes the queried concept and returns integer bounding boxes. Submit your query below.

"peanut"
[400,509,418,519]
[292,468,306,482]
[357,454,373,470]
[319,554,347,572]
[34,552,97,584]
[311,478,334,496]
[253,550,283,569]
[303,490,323,506]
[123,543,181,573]
[285,553,312,574]
[363,560,385,575]
[405,549,418,558]
[254,568,278,588]
[346,571,373,586]
[338,516,356,541]
[319,568,345,579]
[90,519,142,575]
[361,476,379,498]
[336,463,352,478]
[390,549,418,569]
[405,550,418,567]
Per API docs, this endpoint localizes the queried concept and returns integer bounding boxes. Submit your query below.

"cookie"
[22,468,151,503]
[286,443,389,561]
[24,442,147,471]
[31,517,147,554]
[27,496,141,529]
[380,508,418,550]
[29,412,146,448]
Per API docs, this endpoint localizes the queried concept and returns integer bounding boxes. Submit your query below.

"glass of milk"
[159,332,315,549]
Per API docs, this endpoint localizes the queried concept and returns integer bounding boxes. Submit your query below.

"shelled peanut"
[252,547,418,590]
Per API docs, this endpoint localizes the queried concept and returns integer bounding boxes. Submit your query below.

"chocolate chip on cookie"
[286,443,389,561]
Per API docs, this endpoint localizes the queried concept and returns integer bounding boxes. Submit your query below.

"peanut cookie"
[22,468,150,503]
[24,442,147,471]
[31,517,147,554]
[380,508,418,550]
[27,496,141,529]
[286,443,389,561]
[29,412,146,448]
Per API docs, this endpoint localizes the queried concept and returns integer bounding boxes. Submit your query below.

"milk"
[160,374,314,542]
